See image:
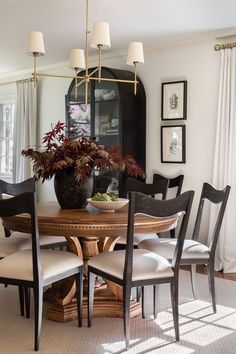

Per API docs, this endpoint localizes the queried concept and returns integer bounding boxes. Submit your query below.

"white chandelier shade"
[90,21,111,49]
[127,42,144,65]
[70,49,86,70]
[27,31,45,56]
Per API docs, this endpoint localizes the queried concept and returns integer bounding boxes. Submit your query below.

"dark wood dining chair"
[115,177,169,249]
[153,173,184,238]
[139,182,231,313]
[92,171,113,195]
[87,190,194,350]
[1,178,67,250]
[0,191,83,351]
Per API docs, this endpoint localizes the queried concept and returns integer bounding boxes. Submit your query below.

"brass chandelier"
[27,0,144,105]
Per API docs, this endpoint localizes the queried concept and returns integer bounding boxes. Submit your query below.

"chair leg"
[24,287,31,318]
[170,281,180,341]
[141,286,145,319]
[153,285,158,319]
[76,267,83,327]
[33,285,43,351]
[190,264,197,299]
[123,285,131,351]
[87,268,96,327]
[18,286,24,316]
[136,287,141,302]
[208,262,216,313]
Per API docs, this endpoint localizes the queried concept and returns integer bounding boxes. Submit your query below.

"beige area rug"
[0,270,236,354]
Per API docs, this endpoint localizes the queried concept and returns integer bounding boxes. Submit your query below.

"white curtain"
[209,47,236,272]
[13,80,37,182]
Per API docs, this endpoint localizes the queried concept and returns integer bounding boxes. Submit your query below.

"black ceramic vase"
[54,169,93,209]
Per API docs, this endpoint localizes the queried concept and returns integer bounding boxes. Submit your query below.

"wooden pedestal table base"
[45,235,141,322]
[2,201,179,322]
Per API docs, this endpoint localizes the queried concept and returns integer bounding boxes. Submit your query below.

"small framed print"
[161,125,186,163]
[68,103,90,124]
[161,80,187,120]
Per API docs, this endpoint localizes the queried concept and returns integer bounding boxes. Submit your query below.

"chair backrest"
[0,191,41,282]
[0,178,35,237]
[124,190,194,282]
[124,177,169,200]
[92,172,113,196]
[192,182,231,256]
[153,173,184,199]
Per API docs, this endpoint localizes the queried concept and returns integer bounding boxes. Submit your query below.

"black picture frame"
[161,125,186,163]
[161,80,187,120]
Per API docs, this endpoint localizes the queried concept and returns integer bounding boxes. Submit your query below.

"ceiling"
[0,0,236,76]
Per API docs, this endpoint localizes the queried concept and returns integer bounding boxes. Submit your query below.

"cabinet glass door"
[94,78,120,146]
[66,79,92,140]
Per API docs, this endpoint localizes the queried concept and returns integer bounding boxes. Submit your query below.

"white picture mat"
[162,126,183,162]
[163,82,184,119]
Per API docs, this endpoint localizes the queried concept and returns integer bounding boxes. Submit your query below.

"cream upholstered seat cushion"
[11,232,66,246]
[0,237,31,258]
[116,233,158,246]
[0,232,66,258]
[0,249,83,281]
[139,238,210,260]
[88,249,173,281]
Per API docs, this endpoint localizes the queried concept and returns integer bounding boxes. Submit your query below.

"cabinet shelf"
[95,99,119,104]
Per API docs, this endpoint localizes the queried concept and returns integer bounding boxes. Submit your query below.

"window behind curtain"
[0,83,16,182]
[0,103,14,178]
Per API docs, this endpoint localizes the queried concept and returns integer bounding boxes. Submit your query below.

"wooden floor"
[188,265,236,281]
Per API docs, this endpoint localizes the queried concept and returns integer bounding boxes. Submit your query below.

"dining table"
[2,201,180,322]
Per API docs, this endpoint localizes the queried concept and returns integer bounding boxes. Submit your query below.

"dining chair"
[87,190,194,350]
[92,171,113,195]
[115,177,169,249]
[0,178,67,317]
[153,173,184,199]
[1,178,67,250]
[139,182,231,313]
[153,173,184,238]
[0,191,83,351]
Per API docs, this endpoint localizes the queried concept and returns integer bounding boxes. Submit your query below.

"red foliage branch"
[22,121,146,184]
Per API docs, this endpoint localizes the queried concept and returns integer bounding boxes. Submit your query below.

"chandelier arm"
[75,70,78,100]
[85,0,89,77]
[76,78,86,88]
[134,62,137,96]
[33,72,138,85]
[98,45,102,83]
[34,73,82,79]
[89,76,138,84]
[33,53,38,87]
[85,80,88,106]
[88,67,99,78]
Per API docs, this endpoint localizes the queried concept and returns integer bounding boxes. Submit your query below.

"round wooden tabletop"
[2,201,179,238]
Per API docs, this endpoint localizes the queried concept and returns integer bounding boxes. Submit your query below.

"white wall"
[138,39,220,240]
[36,39,220,241]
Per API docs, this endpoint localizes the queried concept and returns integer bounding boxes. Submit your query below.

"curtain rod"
[214,42,236,51]
[0,77,33,87]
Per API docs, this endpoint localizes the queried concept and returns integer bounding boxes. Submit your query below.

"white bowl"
[87,198,129,212]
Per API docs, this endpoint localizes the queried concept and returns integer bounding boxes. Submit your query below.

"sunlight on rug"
[0,270,236,353]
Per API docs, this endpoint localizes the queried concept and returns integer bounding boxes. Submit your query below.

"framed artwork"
[67,103,91,139]
[161,125,186,163]
[161,80,187,120]
[68,103,90,123]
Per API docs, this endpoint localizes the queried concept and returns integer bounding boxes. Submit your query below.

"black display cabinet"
[65,66,146,196]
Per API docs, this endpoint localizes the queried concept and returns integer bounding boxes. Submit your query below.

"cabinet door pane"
[68,103,91,139]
